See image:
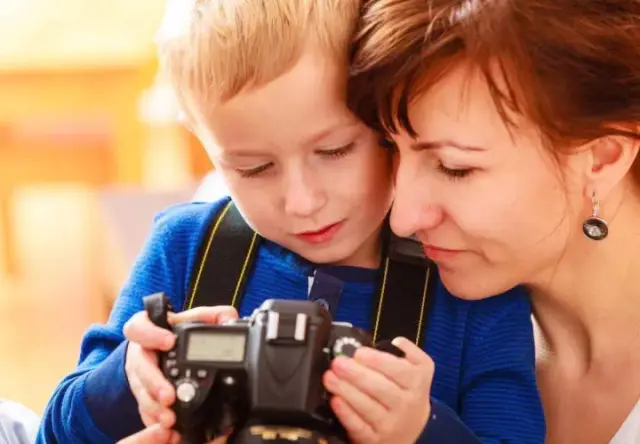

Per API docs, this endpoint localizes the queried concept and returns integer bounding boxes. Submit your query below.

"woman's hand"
[323,337,434,444]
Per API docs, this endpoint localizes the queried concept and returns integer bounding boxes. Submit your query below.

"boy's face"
[194,49,393,267]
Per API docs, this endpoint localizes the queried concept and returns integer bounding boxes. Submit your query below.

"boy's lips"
[295,221,345,244]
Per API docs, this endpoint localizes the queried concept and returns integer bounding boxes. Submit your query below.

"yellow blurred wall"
[0,0,166,70]
[0,0,201,415]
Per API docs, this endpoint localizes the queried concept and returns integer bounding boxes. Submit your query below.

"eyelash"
[319,143,355,159]
[237,163,273,178]
[437,162,474,180]
[235,143,355,178]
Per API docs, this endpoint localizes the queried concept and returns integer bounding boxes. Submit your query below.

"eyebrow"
[221,121,360,159]
[223,150,270,159]
[303,121,360,146]
[410,140,487,152]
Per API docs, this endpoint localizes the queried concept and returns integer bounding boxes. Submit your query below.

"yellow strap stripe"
[372,257,390,343]
[231,231,259,308]
[372,258,431,345]
[186,201,233,310]
[416,266,431,344]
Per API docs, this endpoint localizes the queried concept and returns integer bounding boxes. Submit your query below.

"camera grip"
[143,292,173,331]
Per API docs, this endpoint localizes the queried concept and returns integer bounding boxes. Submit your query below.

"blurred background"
[0,0,219,415]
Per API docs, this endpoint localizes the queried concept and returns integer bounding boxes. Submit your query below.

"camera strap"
[184,200,261,311]
[184,200,436,348]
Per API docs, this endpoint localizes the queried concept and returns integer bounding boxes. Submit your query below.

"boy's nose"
[284,177,326,217]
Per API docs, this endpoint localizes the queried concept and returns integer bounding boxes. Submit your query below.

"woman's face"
[389,63,592,299]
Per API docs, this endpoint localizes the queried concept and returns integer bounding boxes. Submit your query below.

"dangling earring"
[582,192,608,241]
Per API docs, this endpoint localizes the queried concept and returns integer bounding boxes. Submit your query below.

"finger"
[124,312,175,351]
[116,424,179,444]
[134,385,161,426]
[168,306,238,325]
[330,395,376,444]
[323,370,388,429]
[135,348,176,407]
[353,347,417,390]
[392,337,434,368]
[136,384,175,428]
[329,356,402,409]
[128,364,173,427]
[207,434,230,444]
[140,412,156,428]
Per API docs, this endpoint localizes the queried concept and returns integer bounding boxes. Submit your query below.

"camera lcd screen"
[186,331,246,362]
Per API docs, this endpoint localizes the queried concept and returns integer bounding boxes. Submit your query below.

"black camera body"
[144,294,402,444]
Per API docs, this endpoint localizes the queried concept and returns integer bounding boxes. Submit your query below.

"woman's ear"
[584,133,640,199]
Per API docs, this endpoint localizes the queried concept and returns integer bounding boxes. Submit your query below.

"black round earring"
[582,192,608,241]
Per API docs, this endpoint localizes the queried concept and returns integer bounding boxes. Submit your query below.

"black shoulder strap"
[183,200,261,311]
[186,203,436,348]
[371,233,436,348]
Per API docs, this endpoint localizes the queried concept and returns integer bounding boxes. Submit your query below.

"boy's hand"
[116,424,180,444]
[323,337,434,444]
[123,305,238,428]
[116,424,229,444]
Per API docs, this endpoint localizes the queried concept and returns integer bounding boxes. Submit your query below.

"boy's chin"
[290,241,362,267]
[294,246,352,266]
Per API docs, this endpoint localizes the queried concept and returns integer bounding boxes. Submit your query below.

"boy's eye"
[437,161,474,180]
[236,163,273,178]
[318,143,355,158]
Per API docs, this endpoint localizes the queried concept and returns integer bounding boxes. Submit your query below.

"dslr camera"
[144,294,404,444]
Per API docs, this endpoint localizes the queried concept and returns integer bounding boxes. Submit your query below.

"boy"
[37,1,544,443]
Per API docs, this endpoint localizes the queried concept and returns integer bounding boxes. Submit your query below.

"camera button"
[333,337,362,358]
[196,369,208,379]
[168,350,177,359]
[169,368,180,378]
[176,381,198,403]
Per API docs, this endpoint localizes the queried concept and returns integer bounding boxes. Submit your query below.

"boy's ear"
[583,133,639,199]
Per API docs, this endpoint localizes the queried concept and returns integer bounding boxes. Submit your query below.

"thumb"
[117,424,178,444]
[168,306,239,326]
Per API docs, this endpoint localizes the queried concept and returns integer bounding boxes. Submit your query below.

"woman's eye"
[437,161,474,180]
[236,163,273,178]
[319,143,355,158]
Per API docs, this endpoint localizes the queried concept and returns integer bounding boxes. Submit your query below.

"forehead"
[197,50,358,151]
[407,64,519,145]
[401,62,561,171]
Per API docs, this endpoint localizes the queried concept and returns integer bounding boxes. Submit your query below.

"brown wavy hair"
[348,0,640,181]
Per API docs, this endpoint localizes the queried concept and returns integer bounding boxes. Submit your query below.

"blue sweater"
[37,197,544,443]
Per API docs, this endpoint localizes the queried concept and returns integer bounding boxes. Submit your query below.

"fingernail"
[160,410,174,426]
[324,371,339,389]
[159,389,173,404]
[163,334,175,349]
[332,356,351,374]
[219,314,233,324]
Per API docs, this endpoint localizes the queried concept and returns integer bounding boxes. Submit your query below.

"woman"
[348,0,640,442]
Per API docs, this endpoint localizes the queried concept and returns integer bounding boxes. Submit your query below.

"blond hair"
[156,0,360,119]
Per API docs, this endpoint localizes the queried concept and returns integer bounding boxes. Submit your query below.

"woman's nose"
[390,160,443,237]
